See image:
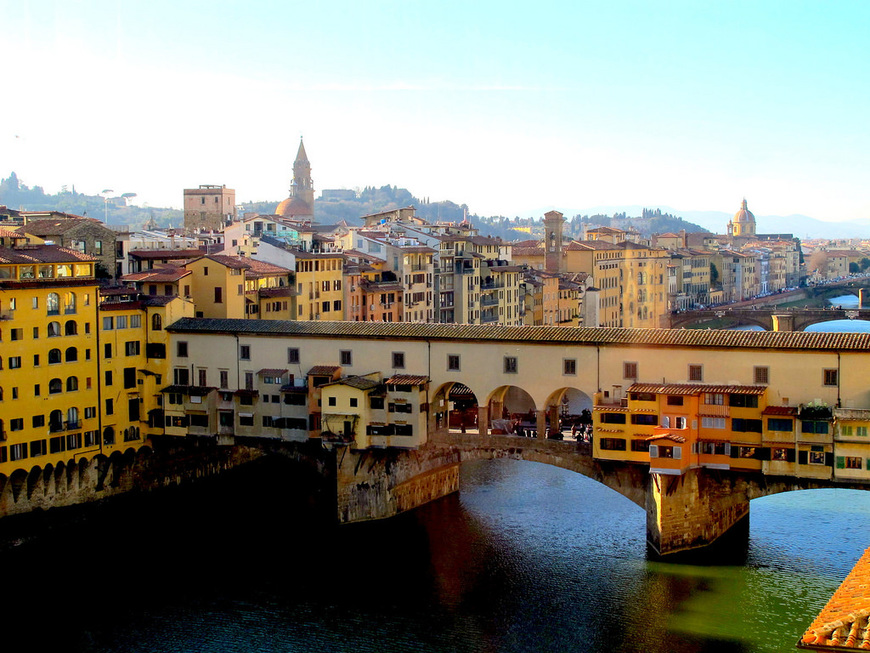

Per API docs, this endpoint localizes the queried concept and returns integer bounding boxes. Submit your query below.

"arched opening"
[64,320,77,335]
[65,347,78,362]
[48,348,62,364]
[545,387,594,441]
[66,407,79,429]
[47,321,61,337]
[49,410,64,432]
[487,385,538,436]
[152,313,162,331]
[431,382,480,435]
[66,376,78,392]
[103,427,115,445]
[47,292,60,315]
[48,378,62,394]
[64,292,76,314]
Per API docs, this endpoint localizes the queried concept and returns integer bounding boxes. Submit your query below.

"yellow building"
[0,245,100,476]
[184,254,250,319]
[833,408,870,482]
[294,251,346,321]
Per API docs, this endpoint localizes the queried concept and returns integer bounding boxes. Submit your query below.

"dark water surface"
[2,457,868,653]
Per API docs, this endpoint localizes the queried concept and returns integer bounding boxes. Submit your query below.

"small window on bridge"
[623,362,637,379]
[754,366,769,384]
[630,392,655,402]
[688,364,703,382]
[563,359,576,375]
[823,369,838,386]
[599,412,626,424]
[666,396,684,406]
[599,438,626,451]
[504,356,517,374]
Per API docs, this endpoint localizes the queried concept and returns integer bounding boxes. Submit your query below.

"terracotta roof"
[762,406,798,415]
[123,266,191,283]
[385,374,429,386]
[18,217,101,235]
[258,287,295,298]
[194,254,252,270]
[645,433,687,443]
[243,258,291,276]
[323,375,382,391]
[628,383,768,395]
[0,245,97,264]
[257,368,287,376]
[166,319,870,353]
[129,249,206,260]
[160,385,216,396]
[800,547,870,650]
[0,228,23,238]
[308,365,341,376]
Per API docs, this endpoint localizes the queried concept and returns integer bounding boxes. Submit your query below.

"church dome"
[276,196,312,217]
[733,199,755,224]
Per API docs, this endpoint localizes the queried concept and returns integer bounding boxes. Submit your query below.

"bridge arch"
[431,381,481,433]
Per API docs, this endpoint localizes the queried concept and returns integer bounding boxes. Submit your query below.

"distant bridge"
[669,307,870,331]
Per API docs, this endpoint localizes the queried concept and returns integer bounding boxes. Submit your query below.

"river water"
[2,456,868,653]
[3,296,868,653]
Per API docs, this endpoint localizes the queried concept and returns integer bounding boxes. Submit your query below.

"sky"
[3,0,869,222]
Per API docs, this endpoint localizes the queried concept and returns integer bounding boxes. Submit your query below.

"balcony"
[65,420,82,431]
[698,404,730,418]
[481,313,499,323]
[480,296,499,307]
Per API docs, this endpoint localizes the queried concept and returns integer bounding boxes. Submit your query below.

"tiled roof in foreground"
[166,318,870,352]
[799,546,870,650]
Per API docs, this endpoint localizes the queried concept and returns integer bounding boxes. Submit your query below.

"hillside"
[1,173,709,240]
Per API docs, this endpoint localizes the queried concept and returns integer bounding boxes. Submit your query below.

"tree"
[808,250,829,276]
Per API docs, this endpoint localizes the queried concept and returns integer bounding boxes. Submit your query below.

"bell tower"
[543,210,565,273]
[292,138,314,210]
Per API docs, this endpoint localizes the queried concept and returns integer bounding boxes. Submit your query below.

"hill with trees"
[1,173,708,239]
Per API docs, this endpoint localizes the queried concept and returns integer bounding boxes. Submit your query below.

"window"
[599,412,627,424]
[688,364,703,382]
[10,328,22,341]
[447,355,460,371]
[47,292,60,315]
[9,356,21,369]
[563,359,576,376]
[177,342,188,357]
[599,438,627,451]
[674,416,687,429]
[130,314,141,328]
[66,376,78,392]
[124,368,136,389]
[102,316,114,330]
[239,414,254,426]
[125,341,140,356]
[220,370,229,389]
[214,287,223,303]
[48,378,62,394]
[631,414,657,425]
[370,397,385,410]
[823,369,838,386]
[732,418,763,433]
[767,418,793,432]
[631,440,650,452]
[174,368,190,385]
[392,352,405,369]
[152,314,163,330]
[349,397,358,408]
[801,420,829,435]
[105,399,114,416]
[48,349,61,364]
[754,366,769,384]
[504,356,518,374]
[388,403,413,414]
[65,347,77,362]
[105,371,113,386]
[85,406,96,419]
[623,362,638,379]
[48,321,61,337]
[116,315,127,329]
[666,396,684,406]
[288,348,300,364]
[32,415,45,428]
[104,343,112,359]
[839,456,864,469]
[333,300,342,312]
[103,427,115,445]
[240,345,250,360]
[704,393,724,405]
[701,417,726,429]
[30,440,47,457]
[327,396,336,407]
[858,426,868,437]
[340,350,352,366]
[10,418,24,432]
[729,394,758,408]
[65,320,77,335]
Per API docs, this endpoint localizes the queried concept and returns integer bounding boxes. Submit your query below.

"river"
[1,456,868,653]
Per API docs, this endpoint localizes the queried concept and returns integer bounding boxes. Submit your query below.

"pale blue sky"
[3,0,869,221]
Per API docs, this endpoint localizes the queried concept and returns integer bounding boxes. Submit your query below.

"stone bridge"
[669,307,870,331]
[334,431,870,557]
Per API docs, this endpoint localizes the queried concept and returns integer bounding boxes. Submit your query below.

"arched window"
[66,376,78,392]
[65,320,77,336]
[0,387,3,401]
[49,378,62,394]
[48,349,62,364]
[103,427,115,445]
[64,292,76,314]
[65,347,78,362]
[49,409,63,432]
[66,407,79,428]
[152,314,162,331]
[47,292,60,315]
[47,321,61,337]
[661,416,670,428]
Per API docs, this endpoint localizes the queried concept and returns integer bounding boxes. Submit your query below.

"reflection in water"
[0,457,867,653]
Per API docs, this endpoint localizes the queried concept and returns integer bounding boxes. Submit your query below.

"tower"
[543,210,565,273]
[277,138,315,219]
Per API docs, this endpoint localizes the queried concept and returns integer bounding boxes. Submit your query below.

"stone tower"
[183,184,236,233]
[543,210,565,273]
[277,138,314,219]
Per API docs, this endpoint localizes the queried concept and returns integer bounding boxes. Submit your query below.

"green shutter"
[836,456,845,469]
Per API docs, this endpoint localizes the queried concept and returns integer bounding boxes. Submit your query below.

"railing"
[480,296,499,306]
[49,422,65,433]
[65,420,82,430]
[481,313,499,323]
